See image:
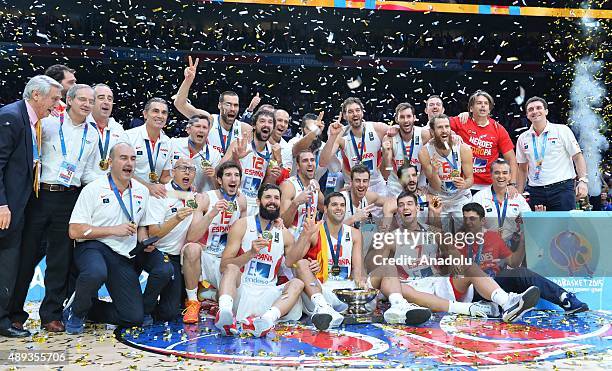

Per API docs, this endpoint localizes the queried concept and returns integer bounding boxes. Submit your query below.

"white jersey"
[286,176,318,238]
[142,183,195,255]
[82,116,125,184]
[169,137,222,192]
[208,114,246,155]
[199,190,241,257]
[341,121,383,187]
[425,142,472,203]
[394,224,440,280]
[340,190,368,222]
[122,125,172,182]
[239,141,271,200]
[387,126,426,197]
[321,224,354,283]
[241,216,284,286]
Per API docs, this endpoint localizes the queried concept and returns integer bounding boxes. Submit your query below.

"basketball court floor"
[2,301,611,370]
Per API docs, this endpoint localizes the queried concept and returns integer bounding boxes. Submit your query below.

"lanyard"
[144,138,160,174]
[90,122,111,160]
[491,186,508,230]
[218,121,233,154]
[188,139,209,161]
[59,115,89,162]
[324,221,343,267]
[442,149,458,170]
[255,216,273,236]
[532,132,548,166]
[108,174,134,223]
[219,189,237,202]
[469,242,485,264]
[296,176,312,208]
[349,129,366,162]
[399,132,415,164]
[251,141,271,161]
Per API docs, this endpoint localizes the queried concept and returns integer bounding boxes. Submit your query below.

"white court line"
[376,324,504,364]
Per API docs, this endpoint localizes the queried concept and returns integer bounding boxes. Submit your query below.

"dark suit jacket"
[0,100,34,239]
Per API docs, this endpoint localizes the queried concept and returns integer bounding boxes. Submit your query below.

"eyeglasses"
[174,165,197,173]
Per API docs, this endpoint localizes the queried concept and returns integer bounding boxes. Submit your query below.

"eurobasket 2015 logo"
[550,231,594,276]
[116,310,612,369]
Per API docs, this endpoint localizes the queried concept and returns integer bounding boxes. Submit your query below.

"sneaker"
[502,286,540,323]
[214,308,238,336]
[384,302,432,325]
[63,305,85,335]
[142,314,154,327]
[560,292,589,314]
[241,316,273,337]
[311,303,344,330]
[182,300,201,324]
[468,301,501,318]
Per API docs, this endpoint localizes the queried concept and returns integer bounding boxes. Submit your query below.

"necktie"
[33,119,42,197]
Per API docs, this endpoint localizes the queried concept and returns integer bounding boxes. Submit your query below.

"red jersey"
[449,116,514,186]
[459,231,512,276]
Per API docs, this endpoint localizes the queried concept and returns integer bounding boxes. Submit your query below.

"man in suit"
[0,75,62,337]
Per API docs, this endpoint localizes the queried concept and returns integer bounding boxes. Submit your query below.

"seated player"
[460,202,588,314]
[368,191,541,323]
[180,161,247,323]
[293,192,433,330]
[214,184,313,337]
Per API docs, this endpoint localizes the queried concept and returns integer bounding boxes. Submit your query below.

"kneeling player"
[294,192,432,331]
[215,184,313,337]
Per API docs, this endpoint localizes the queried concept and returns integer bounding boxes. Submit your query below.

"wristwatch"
[578,177,589,184]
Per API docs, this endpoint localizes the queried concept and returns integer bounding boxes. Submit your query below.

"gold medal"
[201,159,211,168]
[450,169,460,178]
[99,159,109,171]
[186,199,198,209]
[331,264,341,276]
[269,159,278,168]
[226,201,236,213]
[262,231,273,240]
[149,172,159,183]
[129,221,137,228]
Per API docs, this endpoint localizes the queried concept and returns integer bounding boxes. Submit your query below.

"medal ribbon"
[219,189,237,202]
[218,121,233,154]
[188,139,210,161]
[323,221,343,269]
[255,215,273,236]
[491,186,508,230]
[251,141,271,161]
[349,129,366,162]
[144,138,160,174]
[442,149,458,171]
[399,132,415,164]
[90,122,111,161]
[468,242,485,265]
[59,115,89,162]
[532,131,548,169]
[108,174,134,224]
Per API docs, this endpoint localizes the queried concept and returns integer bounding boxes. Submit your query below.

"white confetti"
[493,55,501,64]
[347,76,362,90]
[546,51,556,62]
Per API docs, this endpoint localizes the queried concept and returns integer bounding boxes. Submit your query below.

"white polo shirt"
[40,113,98,186]
[516,122,581,186]
[142,182,195,255]
[82,115,125,184]
[472,187,531,241]
[69,175,150,258]
[169,136,222,192]
[122,125,172,182]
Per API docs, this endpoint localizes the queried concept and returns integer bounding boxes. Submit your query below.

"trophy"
[333,288,382,324]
